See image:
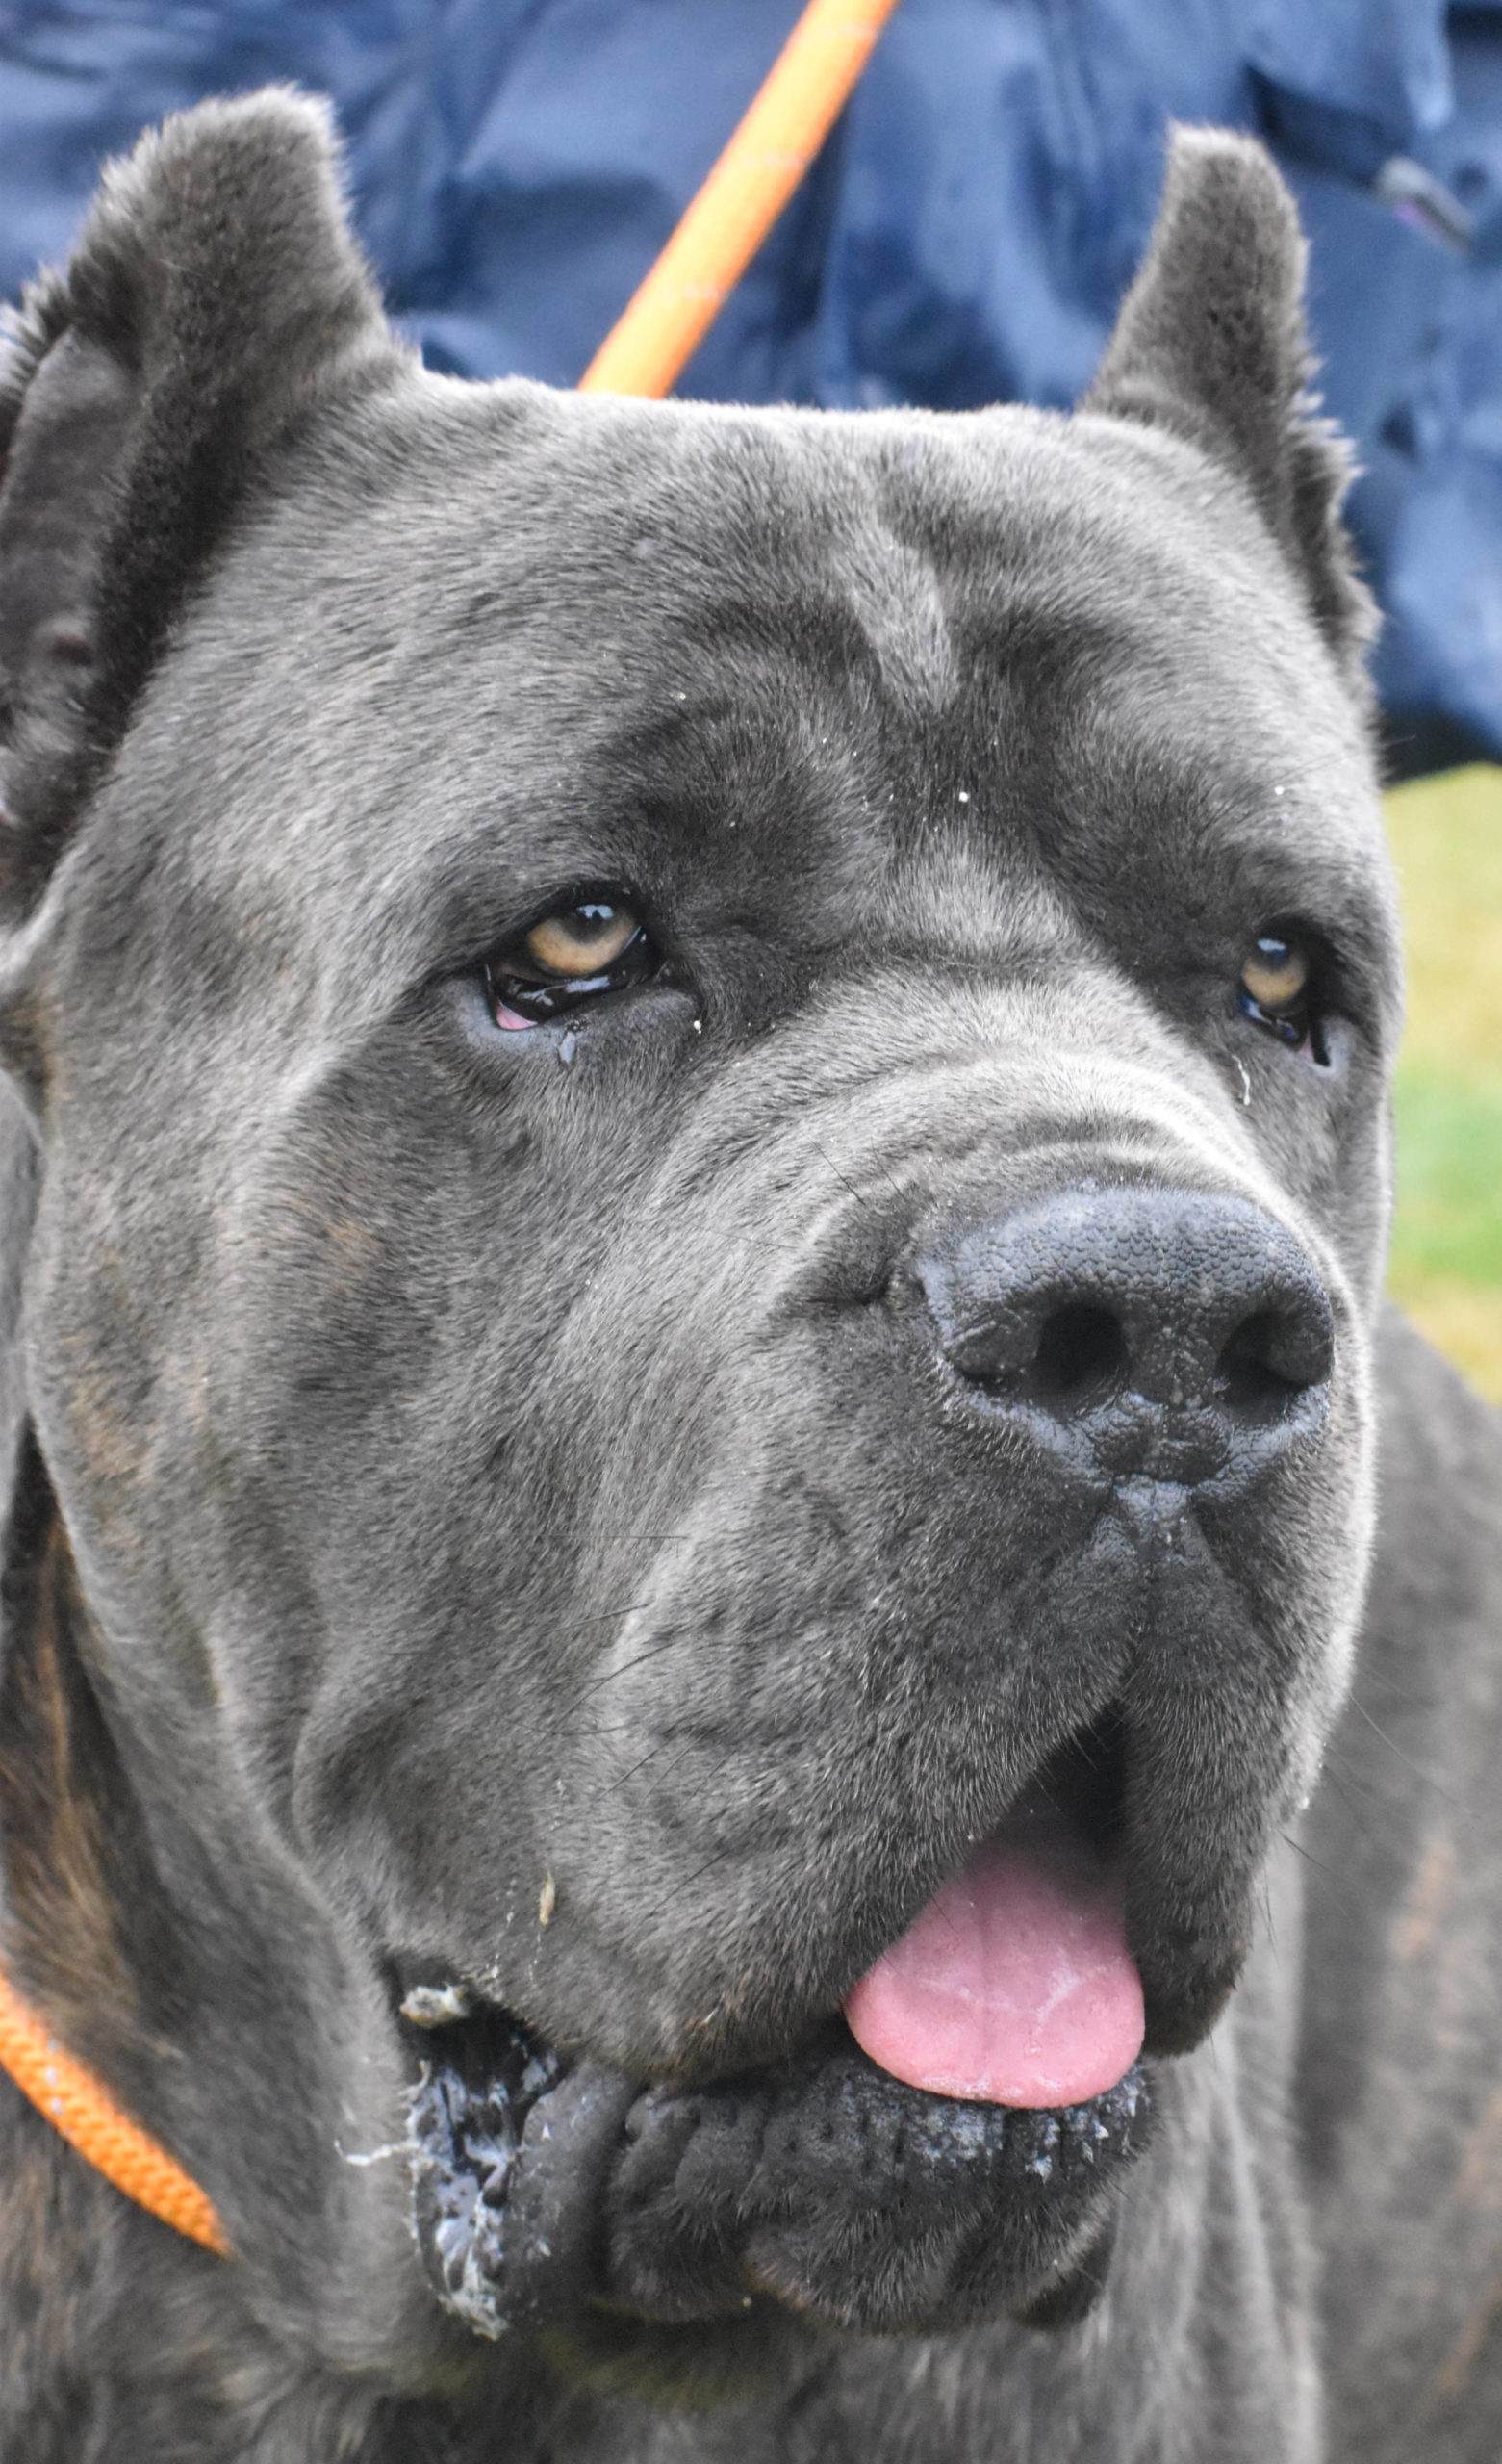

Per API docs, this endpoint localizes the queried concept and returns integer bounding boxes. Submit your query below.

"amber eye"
[522,902,640,977]
[1240,936,1311,1014]
[484,895,656,1029]
[1236,929,1330,1062]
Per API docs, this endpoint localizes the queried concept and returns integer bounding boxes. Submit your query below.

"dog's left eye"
[484,897,656,1028]
[1237,931,1327,1062]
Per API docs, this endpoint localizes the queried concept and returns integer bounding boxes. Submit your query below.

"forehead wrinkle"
[828,519,959,717]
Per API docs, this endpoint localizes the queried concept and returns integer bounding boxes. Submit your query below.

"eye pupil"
[560,903,617,940]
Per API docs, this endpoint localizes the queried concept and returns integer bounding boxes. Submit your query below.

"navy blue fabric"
[2,1,1500,768]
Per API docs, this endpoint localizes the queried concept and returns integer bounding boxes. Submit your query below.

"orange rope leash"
[578,0,905,398]
[0,1962,230,2255]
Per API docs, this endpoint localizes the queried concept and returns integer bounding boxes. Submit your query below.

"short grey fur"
[0,90,1497,2464]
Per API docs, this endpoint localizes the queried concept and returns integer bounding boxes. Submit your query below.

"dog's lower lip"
[403,1991,1154,2344]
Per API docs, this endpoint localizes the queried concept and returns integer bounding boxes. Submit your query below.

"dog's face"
[0,100,1399,2384]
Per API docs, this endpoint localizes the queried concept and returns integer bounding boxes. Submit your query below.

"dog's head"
[0,95,1397,2400]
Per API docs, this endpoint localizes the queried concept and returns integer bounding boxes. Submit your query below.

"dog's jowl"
[1,91,1500,2464]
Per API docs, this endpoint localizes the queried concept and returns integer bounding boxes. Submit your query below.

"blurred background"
[1386,763,1501,1398]
[1,0,1497,1394]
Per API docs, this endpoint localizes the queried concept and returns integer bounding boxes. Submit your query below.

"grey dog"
[0,87,1499,2464]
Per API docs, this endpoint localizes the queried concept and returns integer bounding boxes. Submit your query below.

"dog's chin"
[403,1996,1152,2366]
[401,1724,1161,2368]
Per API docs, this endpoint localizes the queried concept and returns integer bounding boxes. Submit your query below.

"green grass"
[1384,765,1502,1402]
[1390,1067,1502,1286]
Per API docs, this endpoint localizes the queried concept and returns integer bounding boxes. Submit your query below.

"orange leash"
[579,0,905,398]
[0,1963,230,2255]
[0,8,905,2260]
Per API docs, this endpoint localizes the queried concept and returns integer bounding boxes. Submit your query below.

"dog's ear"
[1083,127,1374,682]
[0,89,402,911]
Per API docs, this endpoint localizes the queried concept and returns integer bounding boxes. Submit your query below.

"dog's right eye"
[483,897,657,1028]
[1236,928,1332,1065]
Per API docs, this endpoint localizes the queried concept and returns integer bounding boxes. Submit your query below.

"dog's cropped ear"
[0,89,403,911]
[1083,127,1374,683]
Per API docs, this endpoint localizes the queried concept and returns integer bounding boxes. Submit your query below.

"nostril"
[1214,1306,1330,1423]
[1031,1304,1128,1409]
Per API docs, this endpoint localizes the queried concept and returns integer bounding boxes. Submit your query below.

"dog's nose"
[920,1189,1333,1484]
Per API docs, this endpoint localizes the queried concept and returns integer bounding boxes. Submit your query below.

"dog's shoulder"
[1304,1311,1502,2463]
[0,2068,466,2461]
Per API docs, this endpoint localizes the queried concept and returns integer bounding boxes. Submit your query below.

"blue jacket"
[3,0,1499,769]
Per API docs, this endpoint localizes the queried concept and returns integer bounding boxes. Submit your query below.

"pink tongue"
[844,1804,1144,2109]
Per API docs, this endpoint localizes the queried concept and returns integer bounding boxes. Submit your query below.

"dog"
[0,88,1500,2464]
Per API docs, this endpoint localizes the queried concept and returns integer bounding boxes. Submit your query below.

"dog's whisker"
[596,1715,740,1805]
[1348,1697,1470,1811]
[631,1839,747,1941]
[574,1629,697,1698]
[1344,1668,1440,1712]
[1277,1827,1370,1928]
[565,1602,659,1633]
[811,1142,872,1205]
[1318,1743,1410,1827]
[598,1739,673,1800]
